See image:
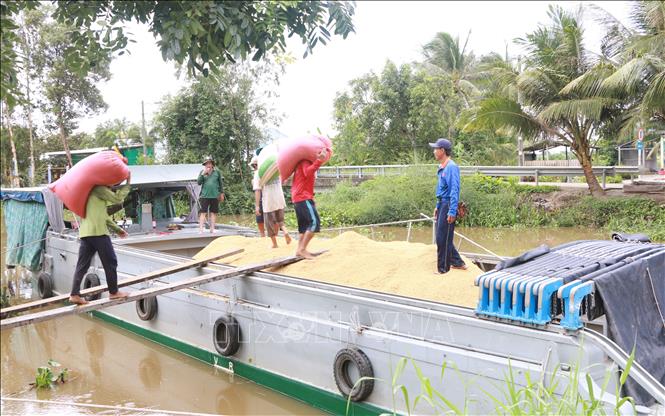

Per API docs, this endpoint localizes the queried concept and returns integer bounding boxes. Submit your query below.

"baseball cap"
[202,156,215,166]
[428,138,452,150]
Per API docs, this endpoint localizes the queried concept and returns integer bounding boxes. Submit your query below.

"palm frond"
[539,97,619,123]
[560,62,616,96]
[642,69,665,112]
[517,69,560,106]
[463,96,543,139]
[598,56,653,95]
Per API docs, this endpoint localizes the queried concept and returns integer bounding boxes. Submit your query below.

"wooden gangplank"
[0,249,243,318]
[0,255,301,330]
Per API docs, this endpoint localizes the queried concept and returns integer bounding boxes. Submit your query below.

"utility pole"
[141,100,147,164]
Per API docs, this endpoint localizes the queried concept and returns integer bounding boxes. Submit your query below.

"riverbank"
[312,172,665,241]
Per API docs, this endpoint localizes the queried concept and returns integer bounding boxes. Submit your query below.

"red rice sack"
[277,135,332,182]
[48,151,129,218]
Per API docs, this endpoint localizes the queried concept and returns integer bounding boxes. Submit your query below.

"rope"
[0,237,49,256]
[0,397,221,416]
[419,213,503,259]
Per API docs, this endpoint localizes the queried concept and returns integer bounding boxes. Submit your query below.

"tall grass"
[348,352,637,416]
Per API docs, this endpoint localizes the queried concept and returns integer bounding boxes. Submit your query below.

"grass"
[348,351,638,416]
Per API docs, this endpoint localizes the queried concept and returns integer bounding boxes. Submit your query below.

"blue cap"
[428,138,452,150]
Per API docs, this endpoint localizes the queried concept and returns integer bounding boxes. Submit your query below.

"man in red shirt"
[291,149,328,259]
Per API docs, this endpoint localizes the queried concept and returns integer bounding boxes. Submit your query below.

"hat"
[428,138,452,151]
[249,155,258,168]
[202,156,215,166]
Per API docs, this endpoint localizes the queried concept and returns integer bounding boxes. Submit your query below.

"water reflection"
[1,315,323,415]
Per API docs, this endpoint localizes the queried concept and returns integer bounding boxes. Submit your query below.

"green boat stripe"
[91,311,388,416]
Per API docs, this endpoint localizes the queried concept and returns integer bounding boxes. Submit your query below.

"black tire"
[136,296,158,321]
[333,347,374,402]
[213,315,241,356]
[37,272,54,299]
[82,273,101,301]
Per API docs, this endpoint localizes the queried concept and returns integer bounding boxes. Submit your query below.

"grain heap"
[194,231,482,308]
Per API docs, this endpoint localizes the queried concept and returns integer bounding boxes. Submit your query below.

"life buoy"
[82,273,101,301]
[136,296,158,321]
[333,347,374,402]
[37,272,54,299]
[213,315,241,356]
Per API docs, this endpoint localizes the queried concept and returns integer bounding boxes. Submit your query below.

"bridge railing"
[317,165,639,189]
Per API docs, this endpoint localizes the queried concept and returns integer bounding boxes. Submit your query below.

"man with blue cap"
[429,138,467,274]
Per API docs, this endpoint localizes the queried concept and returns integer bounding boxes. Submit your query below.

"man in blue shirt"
[430,138,467,274]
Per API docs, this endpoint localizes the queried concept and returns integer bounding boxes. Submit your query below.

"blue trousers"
[436,202,465,273]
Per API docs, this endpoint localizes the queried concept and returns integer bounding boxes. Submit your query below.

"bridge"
[302,164,641,190]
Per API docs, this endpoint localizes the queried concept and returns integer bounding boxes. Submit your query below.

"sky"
[78,1,633,140]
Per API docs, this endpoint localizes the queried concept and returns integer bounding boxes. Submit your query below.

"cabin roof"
[127,164,202,185]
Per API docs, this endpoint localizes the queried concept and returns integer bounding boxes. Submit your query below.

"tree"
[153,60,281,181]
[421,31,479,109]
[93,119,143,148]
[332,61,459,165]
[1,1,356,105]
[563,1,664,138]
[34,18,111,168]
[16,7,46,185]
[464,5,618,196]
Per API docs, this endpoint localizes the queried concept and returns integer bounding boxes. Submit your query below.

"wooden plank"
[0,249,243,318]
[0,255,302,330]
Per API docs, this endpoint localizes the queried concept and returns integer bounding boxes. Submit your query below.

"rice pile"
[194,231,481,308]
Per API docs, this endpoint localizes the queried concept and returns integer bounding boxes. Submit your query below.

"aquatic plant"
[33,360,69,389]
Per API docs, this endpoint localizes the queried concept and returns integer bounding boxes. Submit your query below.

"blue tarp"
[2,199,49,271]
[0,188,45,203]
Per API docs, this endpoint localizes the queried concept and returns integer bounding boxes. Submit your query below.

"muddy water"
[0,228,322,415]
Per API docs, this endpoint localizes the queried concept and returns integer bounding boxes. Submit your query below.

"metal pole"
[141,100,147,164]
[602,169,606,190]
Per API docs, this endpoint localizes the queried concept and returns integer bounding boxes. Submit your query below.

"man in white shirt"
[261,175,292,248]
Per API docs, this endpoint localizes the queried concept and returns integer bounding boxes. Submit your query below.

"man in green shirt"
[69,172,132,305]
[197,156,225,233]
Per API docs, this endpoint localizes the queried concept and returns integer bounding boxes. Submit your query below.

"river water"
[0,217,610,415]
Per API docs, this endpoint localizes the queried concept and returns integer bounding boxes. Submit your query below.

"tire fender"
[333,347,374,402]
[37,272,54,299]
[81,273,101,301]
[136,296,158,321]
[213,315,241,356]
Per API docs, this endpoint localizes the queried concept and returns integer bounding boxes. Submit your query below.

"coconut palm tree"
[422,31,479,108]
[464,5,619,196]
[563,1,664,138]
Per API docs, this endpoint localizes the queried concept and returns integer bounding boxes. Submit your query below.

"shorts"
[264,209,285,237]
[199,197,219,214]
[294,199,320,234]
[256,197,264,224]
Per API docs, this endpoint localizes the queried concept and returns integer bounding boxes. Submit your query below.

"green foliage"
[33,359,69,390]
[332,61,460,165]
[153,62,281,183]
[2,1,356,104]
[315,172,665,240]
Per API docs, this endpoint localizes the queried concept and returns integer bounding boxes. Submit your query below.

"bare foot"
[296,250,316,259]
[109,291,130,300]
[69,295,89,305]
[285,234,292,245]
[451,264,468,270]
[271,244,278,249]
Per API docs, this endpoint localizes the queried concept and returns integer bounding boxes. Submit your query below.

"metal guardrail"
[317,165,640,189]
